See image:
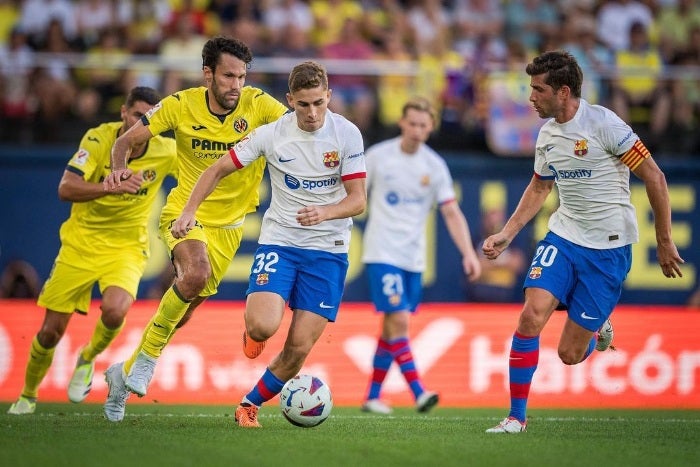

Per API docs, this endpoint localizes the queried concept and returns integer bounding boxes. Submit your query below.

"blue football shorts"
[523,231,632,332]
[365,263,423,314]
[246,244,348,322]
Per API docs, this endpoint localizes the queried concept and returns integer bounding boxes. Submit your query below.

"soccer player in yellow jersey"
[102,36,288,422]
[7,87,177,415]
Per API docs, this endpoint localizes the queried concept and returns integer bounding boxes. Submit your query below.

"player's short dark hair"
[125,86,161,107]
[288,61,328,93]
[526,50,583,98]
[202,36,253,73]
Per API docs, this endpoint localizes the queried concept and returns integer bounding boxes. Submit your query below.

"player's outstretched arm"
[439,200,481,281]
[483,175,552,260]
[171,154,238,238]
[632,156,685,278]
[104,121,153,191]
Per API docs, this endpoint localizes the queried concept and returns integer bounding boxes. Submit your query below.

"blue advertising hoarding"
[0,147,697,304]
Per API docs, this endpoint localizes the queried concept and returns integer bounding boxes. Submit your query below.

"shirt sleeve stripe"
[228,149,244,169]
[341,172,366,181]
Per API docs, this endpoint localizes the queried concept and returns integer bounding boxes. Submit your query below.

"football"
[279,374,333,428]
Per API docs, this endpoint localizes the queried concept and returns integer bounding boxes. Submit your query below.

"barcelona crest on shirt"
[573,139,588,157]
[323,151,340,168]
[528,266,542,279]
[233,118,249,133]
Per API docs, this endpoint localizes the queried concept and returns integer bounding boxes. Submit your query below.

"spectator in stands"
[406,0,452,57]
[262,0,314,51]
[467,187,526,303]
[413,31,466,141]
[165,0,207,37]
[18,0,77,50]
[321,16,378,134]
[667,25,700,152]
[503,0,560,55]
[32,18,80,139]
[0,259,41,299]
[562,14,615,103]
[452,0,506,65]
[610,21,671,148]
[159,12,208,95]
[0,0,20,48]
[74,0,115,50]
[116,0,171,55]
[0,25,36,142]
[75,27,131,116]
[268,24,318,98]
[374,29,415,129]
[362,0,409,47]
[309,0,364,49]
[656,0,700,63]
[596,0,654,52]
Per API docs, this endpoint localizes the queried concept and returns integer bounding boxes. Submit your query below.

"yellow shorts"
[159,216,244,297]
[38,227,148,314]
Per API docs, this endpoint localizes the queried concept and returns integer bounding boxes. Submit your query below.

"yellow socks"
[124,286,190,373]
[81,318,125,362]
[21,336,55,399]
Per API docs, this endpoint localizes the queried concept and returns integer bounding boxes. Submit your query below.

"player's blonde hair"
[402,97,436,123]
[288,61,329,93]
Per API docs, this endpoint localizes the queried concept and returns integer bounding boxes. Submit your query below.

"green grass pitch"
[1,404,698,467]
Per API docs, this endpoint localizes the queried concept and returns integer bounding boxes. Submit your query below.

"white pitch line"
[17,413,700,423]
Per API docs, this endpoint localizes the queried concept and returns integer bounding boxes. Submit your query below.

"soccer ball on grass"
[279,374,333,427]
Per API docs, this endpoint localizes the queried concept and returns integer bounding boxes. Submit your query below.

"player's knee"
[99,304,128,329]
[246,322,273,343]
[36,328,63,349]
[558,347,584,365]
[179,263,211,296]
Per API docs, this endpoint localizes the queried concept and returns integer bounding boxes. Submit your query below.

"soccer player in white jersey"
[170,60,366,428]
[484,50,684,434]
[360,97,481,415]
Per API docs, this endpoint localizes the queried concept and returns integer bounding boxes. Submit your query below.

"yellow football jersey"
[144,86,288,227]
[65,121,177,232]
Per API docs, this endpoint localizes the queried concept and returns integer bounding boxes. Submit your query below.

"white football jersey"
[534,99,639,249]
[230,111,366,253]
[362,137,457,272]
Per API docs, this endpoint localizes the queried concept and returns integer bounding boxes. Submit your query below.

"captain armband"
[619,140,650,170]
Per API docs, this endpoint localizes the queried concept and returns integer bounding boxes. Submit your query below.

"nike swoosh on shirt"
[580,312,597,320]
[319,302,333,309]
[278,157,295,163]
[192,125,207,130]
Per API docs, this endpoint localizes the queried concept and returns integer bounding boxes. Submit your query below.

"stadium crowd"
[1,0,700,155]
